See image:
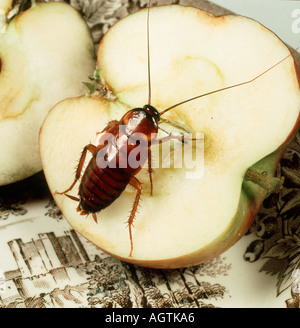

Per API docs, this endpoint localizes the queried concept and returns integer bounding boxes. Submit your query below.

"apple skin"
[40,5,300,269]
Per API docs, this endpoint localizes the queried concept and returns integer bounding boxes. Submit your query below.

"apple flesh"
[0,0,12,14]
[0,1,95,185]
[40,5,300,268]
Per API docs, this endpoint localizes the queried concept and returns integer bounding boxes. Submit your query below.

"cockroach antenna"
[159,47,299,116]
[147,0,152,106]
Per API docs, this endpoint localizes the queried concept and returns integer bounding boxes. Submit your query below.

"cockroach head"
[143,104,160,123]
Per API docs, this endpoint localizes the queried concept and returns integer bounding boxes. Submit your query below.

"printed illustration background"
[0,0,299,308]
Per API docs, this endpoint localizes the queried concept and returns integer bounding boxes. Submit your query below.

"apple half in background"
[40,5,300,269]
[0,1,95,186]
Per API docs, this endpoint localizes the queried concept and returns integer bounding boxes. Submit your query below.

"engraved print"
[0,230,229,308]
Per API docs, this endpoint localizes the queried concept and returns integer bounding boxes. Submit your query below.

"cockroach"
[56,0,297,257]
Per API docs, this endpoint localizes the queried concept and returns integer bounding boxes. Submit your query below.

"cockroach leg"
[55,143,96,196]
[92,212,98,223]
[74,143,97,182]
[127,176,142,257]
[159,117,193,133]
[64,194,80,202]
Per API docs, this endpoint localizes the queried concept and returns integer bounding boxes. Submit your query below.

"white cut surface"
[99,5,300,168]
[0,0,12,13]
[0,2,95,185]
[41,6,300,263]
[40,97,244,260]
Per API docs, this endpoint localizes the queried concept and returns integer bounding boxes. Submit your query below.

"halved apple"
[40,5,300,268]
[0,1,95,185]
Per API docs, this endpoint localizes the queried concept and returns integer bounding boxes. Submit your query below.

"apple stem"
[244,169,283,195]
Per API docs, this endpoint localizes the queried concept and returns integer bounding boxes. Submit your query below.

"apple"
[40,5,300,269]
[0,1,95,186]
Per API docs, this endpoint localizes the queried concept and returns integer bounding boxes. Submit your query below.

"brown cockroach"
[56,1,296,257]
